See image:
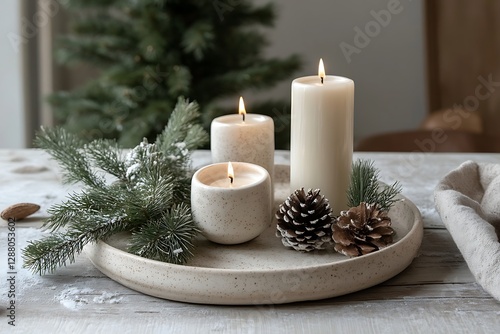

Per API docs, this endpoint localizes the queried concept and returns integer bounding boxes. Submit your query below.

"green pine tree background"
[49,0,301,148]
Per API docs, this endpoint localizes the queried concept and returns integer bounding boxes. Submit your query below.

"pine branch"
[23,215,128,275]
[124,139,189,206]
[184,125,210,151]
[347,160,402,212]
[34,127,105,188]
[43,192,93,232]
[86,139,127,180]
[43,186,127,232]
[23,234,80,275]
[377,182,403,212]
[55,35,134,66]
[347,160,378,208]
[166,66,191,96]
[124,164,176,220]
[24,98,208,274]
[182,22,214,61]
[72,15,131,36]
[128,204,199,265]
[156,97,208,152]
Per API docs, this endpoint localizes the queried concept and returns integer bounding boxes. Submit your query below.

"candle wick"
[242,113,245,122]
[320,76,324,84]
[229,176,234,184]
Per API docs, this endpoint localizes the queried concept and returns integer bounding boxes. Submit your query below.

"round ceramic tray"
[85,165,423,305]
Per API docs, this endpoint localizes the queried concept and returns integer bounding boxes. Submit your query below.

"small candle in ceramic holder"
[191,162,272,245]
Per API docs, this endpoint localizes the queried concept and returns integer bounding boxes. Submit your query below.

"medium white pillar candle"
[191,162,272,245]
[211,97,274,180]
[290,59,354,214]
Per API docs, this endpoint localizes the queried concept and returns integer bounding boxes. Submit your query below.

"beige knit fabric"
[435,161,500,301]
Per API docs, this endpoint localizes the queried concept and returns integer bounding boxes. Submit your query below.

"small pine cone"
[275,188,333,252]
[332,202,394,257]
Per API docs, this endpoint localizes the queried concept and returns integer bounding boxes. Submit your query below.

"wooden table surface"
[1,150,499,333]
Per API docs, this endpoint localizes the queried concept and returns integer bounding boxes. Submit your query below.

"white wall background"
[253,0,427,141]
[0,1,25,148]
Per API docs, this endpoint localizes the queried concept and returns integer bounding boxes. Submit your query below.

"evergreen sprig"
[347,160,402,212]
[128,204,199,264]
[34,127,105,188]
[22,98,208,275]
[50,0,301,148]
[23,215,129,275]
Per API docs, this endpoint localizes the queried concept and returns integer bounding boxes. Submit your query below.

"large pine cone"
[275,188,333,252]
[332,202,394,257]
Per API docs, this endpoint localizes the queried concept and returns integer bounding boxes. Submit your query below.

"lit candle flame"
[239,96,246,122]
[228,161,234,184]
[318,58,325,84]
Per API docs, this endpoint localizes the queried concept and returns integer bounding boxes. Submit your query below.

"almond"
[1,203,40,221]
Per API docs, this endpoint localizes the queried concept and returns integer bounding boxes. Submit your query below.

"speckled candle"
[211,98,274,181]
[191,162,272,245]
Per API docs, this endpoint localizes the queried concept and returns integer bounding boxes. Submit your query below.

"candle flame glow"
[239,96,246,122]
[228,161,234,184]
[318,58,325,84]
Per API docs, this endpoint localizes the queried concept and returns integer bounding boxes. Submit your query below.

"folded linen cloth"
[435,161,500,301]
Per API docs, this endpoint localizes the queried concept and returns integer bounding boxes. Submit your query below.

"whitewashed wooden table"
[1,150,499,333]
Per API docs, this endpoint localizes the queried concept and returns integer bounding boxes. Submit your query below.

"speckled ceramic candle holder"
[191,162,272,245]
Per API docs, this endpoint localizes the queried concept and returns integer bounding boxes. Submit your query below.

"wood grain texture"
[1,150,499,333]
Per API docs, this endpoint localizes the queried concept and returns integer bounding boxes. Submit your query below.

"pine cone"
[332,202,394,257]
[275,188,333,252]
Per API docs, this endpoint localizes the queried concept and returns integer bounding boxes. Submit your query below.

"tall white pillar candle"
[211,97,274,181]
[290,59,354,214]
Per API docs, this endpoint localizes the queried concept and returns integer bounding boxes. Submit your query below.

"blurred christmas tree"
[50,0,300,148]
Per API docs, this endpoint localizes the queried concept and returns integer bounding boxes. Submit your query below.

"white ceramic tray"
[85,165,423,305]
